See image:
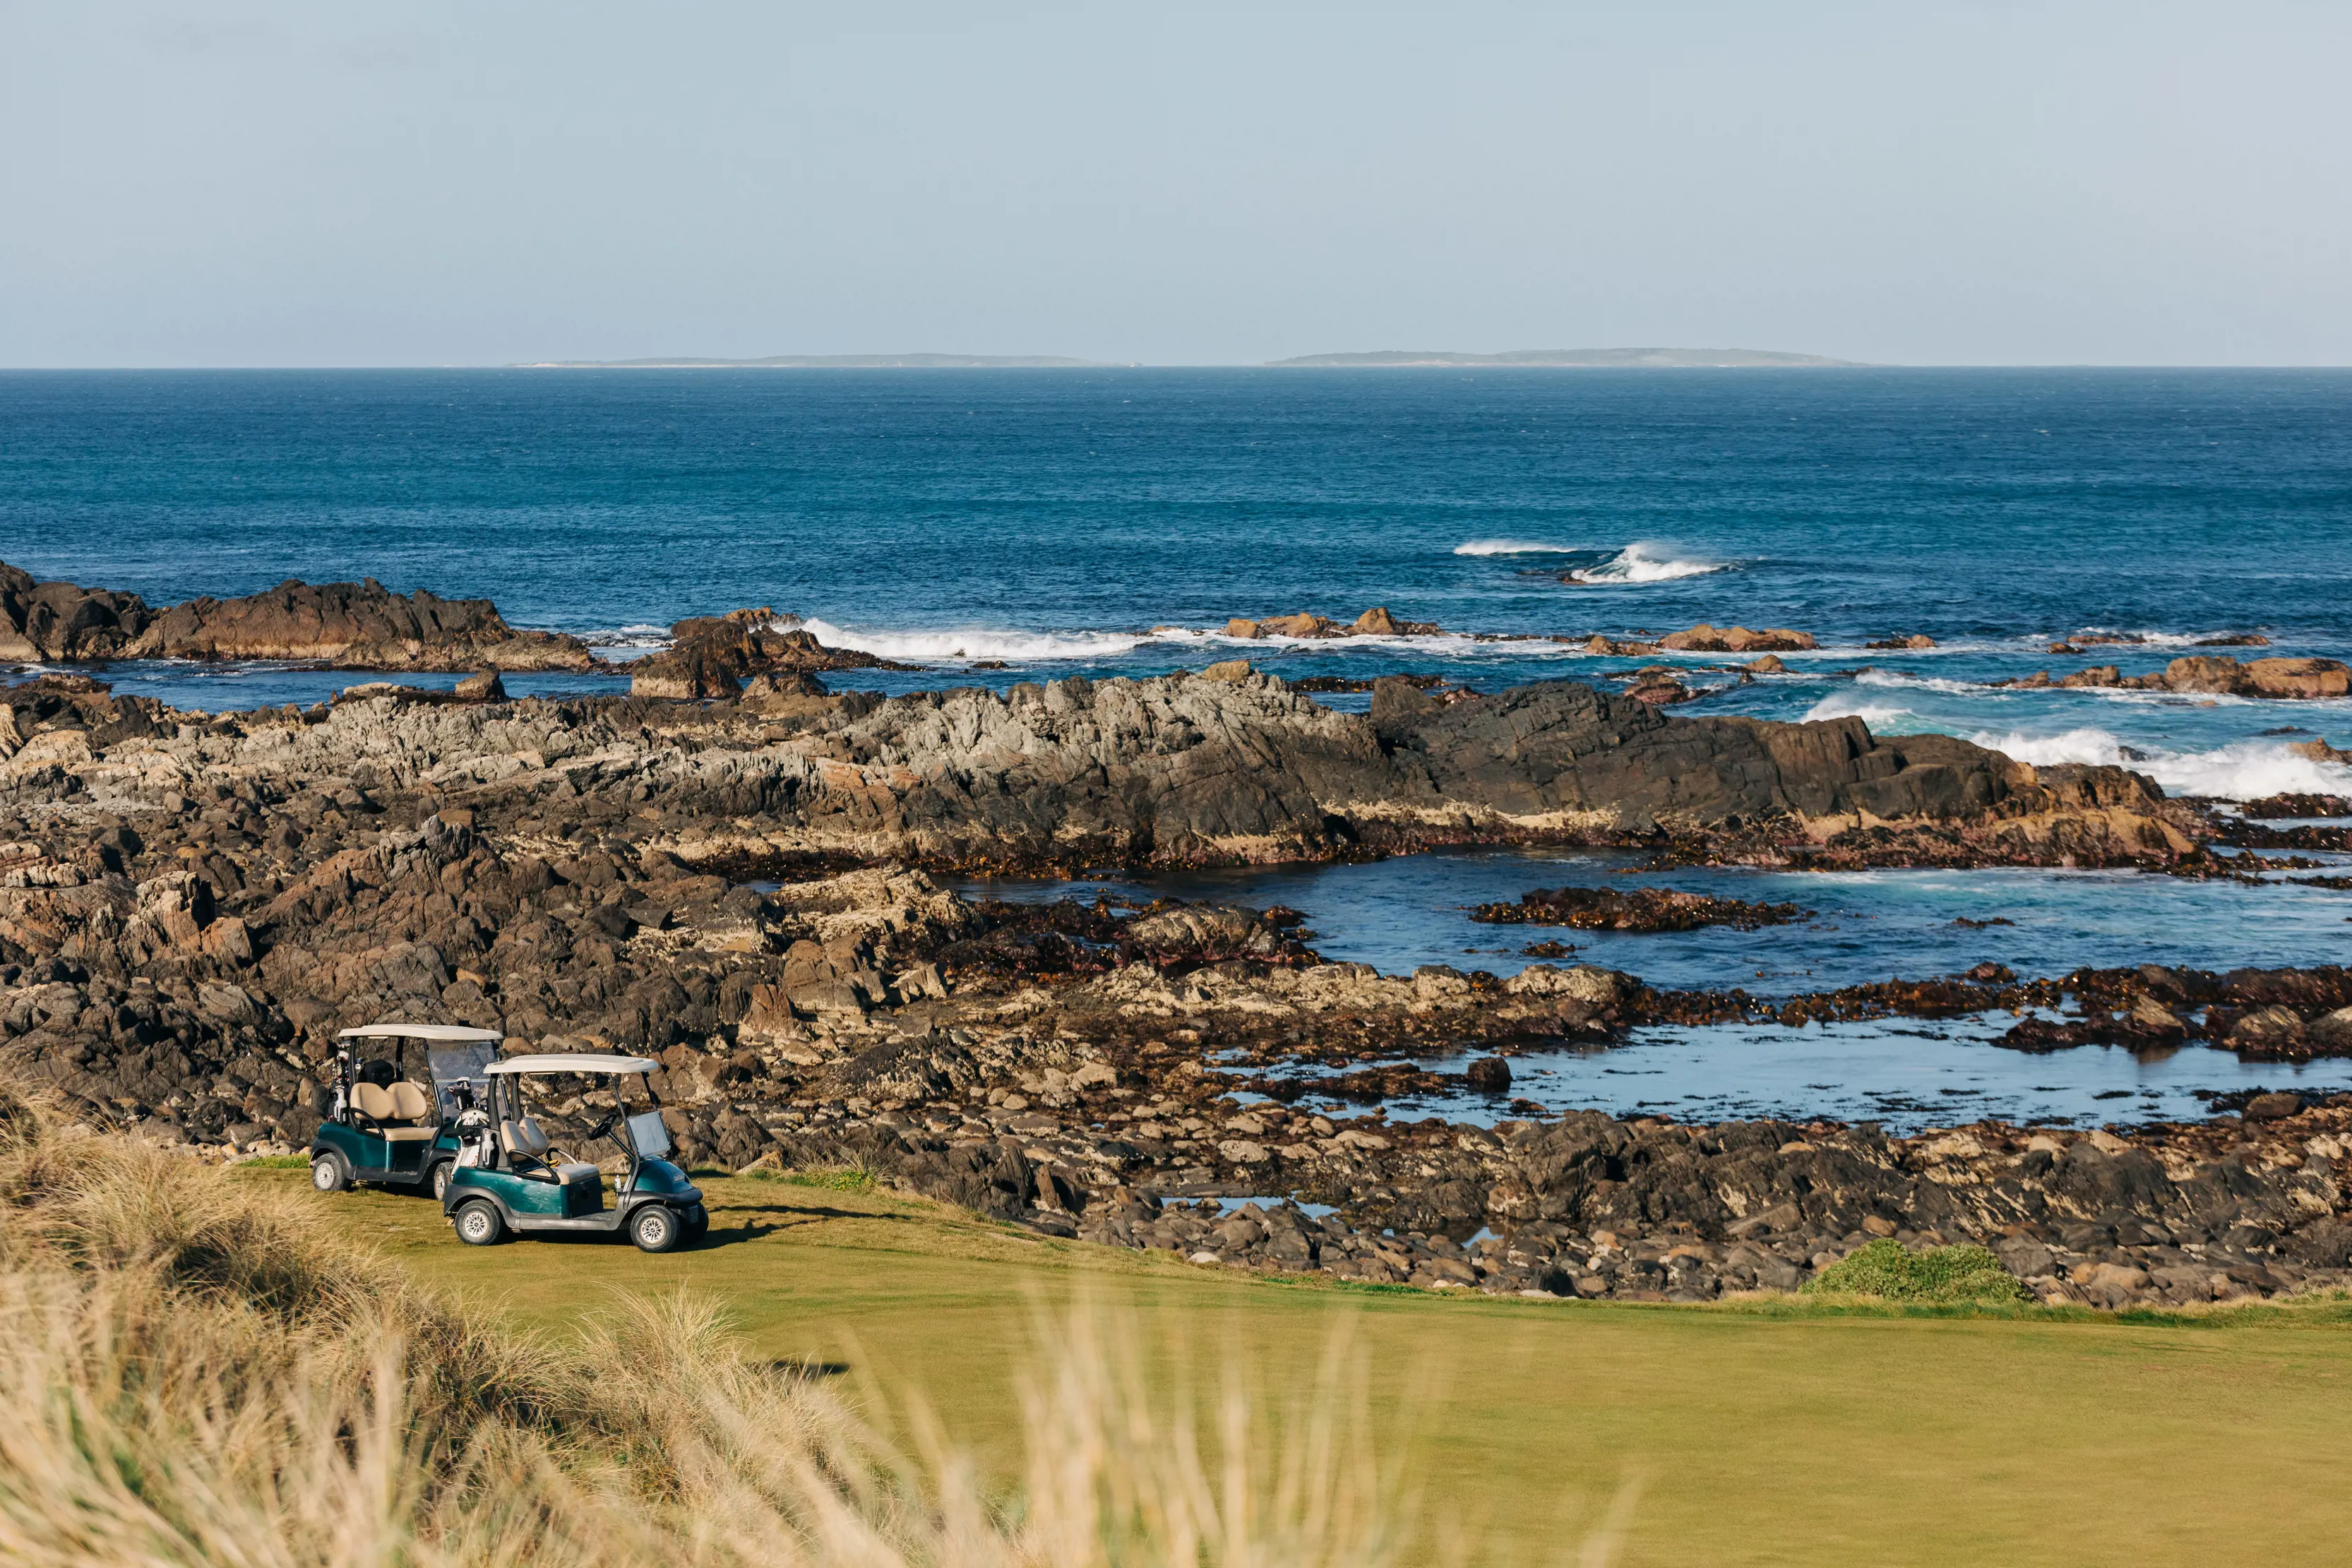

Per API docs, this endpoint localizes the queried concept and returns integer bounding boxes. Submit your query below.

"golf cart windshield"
[428,1043,499,1120]
[627,1109,671,1158]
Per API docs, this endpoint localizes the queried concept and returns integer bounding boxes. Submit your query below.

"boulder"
[629,609,888,699]
[1623,667,1695,706]
[2308,1007,2352,1053]
[1658,623,1817,654]
[0,564,153,660]
[1464,1056,1512,1092]
[2162,654,2351,699]
[453,669,506,700]
[1198,659,1255,682]
[2247,657,2351,699]
[1256,614,1340,639]
[2228,1005,2306,1051]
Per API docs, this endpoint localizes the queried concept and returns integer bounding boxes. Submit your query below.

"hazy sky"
[4,1,2347,366]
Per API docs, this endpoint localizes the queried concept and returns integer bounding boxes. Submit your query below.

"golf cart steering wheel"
[586,1111,619,1143]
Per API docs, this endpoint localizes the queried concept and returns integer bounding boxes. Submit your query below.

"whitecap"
[798,618,1150,662]
[1565,542,1726,585]
[1453,539,1584,556]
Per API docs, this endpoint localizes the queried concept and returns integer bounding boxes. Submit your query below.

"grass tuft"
[0,1074,1625,1566]
[1803,1238,2029,1305]
[741,1163,878,1192]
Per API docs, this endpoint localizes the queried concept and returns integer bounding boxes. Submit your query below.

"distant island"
[518,353,1113,369]
[1265,347,1863,368]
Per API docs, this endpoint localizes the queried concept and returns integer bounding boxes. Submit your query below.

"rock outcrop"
[0,563,595,671]
[1223,606,1443,640]
[0,665,2190,873]
[626,609,894,699]
[2005,654,2350,700]
[1656,623,1817,654]
[1469,885,1810,932]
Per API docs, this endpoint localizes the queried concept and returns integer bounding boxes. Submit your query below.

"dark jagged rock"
[0,562,594,671]
[627,609,897,698]
[1469,885,1810,933]
[1366,676,2184,859]
[0,665,2195,873]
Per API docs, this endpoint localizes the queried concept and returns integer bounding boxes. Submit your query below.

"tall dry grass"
[0,1079,1628,1566]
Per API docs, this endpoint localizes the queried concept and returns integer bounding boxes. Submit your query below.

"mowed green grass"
[265,1169,2352,1567]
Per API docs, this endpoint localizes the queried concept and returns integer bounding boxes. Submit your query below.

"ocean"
[4,366,2348,1125]
[2,366,2348,794]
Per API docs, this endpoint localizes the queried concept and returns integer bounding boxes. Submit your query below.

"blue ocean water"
[1,368,2347,800]
[6,369,2345,1126]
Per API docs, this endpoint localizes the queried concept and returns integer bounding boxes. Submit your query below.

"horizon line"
[8,361,2352,371]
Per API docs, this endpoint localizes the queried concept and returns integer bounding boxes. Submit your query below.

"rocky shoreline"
[0,651,2346,1311]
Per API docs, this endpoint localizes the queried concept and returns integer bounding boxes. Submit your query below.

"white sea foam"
[2052,627,2271,650]
[1801,693,1923,729]
[583,623,674,650]
[1962,729,2352,801]
[1802,690,2352,799]
[798,618,1151,662]
[1452,539,1584,556]
[1565,542,1726,585]
[1851,669,1992,696]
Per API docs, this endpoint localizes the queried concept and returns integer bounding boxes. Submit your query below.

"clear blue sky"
[3,1,2346,366]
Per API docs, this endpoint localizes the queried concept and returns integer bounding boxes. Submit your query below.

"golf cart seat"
[501,1117,602,1187]
[353,1081,439,1142]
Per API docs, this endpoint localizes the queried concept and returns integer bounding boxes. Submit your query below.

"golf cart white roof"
[484,1053,659,1076]
[338,1024,505,1042]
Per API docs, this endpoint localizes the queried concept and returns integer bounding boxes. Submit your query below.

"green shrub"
[1803,1238,2027,1304]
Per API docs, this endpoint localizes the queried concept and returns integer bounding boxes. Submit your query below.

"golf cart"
[310,1023,503,1201]
[439,1053,708,1252]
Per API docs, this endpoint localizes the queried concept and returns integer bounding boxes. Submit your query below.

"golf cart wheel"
[454,1199,507,1247]
[631,1204,683,1253]
[311,1152,350,1192]
[428,1161,455,1202]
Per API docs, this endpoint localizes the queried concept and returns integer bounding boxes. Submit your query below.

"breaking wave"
[1966,729,2352,801]
[1452,539,1583,556]
[1805,690,2349,799]
[1565,543,1726,585]
[1805,690,2350,800]
[1801,693,1925,730]
[798,619,1151,662]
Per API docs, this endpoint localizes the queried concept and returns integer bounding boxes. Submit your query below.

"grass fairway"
[265,1168,2352,1566]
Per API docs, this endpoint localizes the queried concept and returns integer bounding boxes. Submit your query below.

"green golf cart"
[309,1023,503,1201]
[439,1053,708,1252]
